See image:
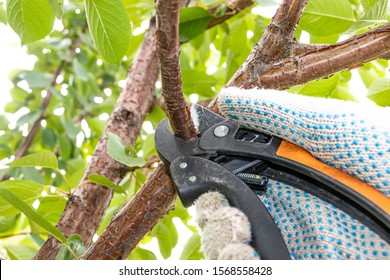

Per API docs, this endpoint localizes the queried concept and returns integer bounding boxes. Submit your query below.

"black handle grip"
[170,156,291,260]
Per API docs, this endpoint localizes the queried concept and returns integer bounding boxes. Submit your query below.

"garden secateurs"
[154,104,390,260]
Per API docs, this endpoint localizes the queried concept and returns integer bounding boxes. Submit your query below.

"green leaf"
[0,2,7,24]
[84,0,132,64]
[0,188,67,243]
[8,151,59,171]
[128,247,157,260]
[56,234,86,260]
[106,131,146,167]
[179,7,211,43]
[42,128,57,148]
[6,0,55,44]
[5,245,37,260]
[0,215,18,233]
[362,0,383,12]
[9,86,32,102]
[179,233,204,260]
[358,60,388,88]
[16,110,42,127]
[182,69,217,98]
[199,0,224,6]
[49,37,72,50]
[47,0,63,19]
[289,74,342,98]
[153,222,174,259]
[367,78,390,106]
[347,0,390,34]
[87,174,126,194]
[72,58,90,81]
[18,71,52,88]
[299,0,356,36]
[0,180,44,216]
[59,135,73,160]
[37,196,66,223]
[63,120,79,139]
[21,167,45,184]
[0,115,9,130]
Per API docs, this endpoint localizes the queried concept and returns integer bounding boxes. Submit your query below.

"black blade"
[192,104,226,135]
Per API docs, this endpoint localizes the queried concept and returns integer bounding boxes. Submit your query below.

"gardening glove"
[195,87,390,260]
[194,191,260,260]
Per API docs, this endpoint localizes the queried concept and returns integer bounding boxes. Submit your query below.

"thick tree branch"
[34,18,160,259]
[234,23,390,89]
[82,163,174,259]
[156,0,197,140]
[227,0,308,87]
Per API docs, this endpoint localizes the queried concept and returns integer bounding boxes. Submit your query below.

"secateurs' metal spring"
[236,173,268,191]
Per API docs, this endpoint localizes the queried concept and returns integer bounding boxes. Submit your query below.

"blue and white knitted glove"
[205,87,390,260]
[219,87,390,193]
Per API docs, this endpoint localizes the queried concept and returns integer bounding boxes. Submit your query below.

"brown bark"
[227,0,308,87]
[207,0,254,29]
[235,23,390,89]
[156,0,197,140]
[82,164,175,259]
[34,18,160,259]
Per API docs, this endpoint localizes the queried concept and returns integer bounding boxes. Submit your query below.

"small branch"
[156,0,197,140]
[128,156,160,172]
[207,0,254,29]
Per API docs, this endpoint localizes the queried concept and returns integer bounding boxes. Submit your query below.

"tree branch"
[156,0,197,140]
[207,0,254,29]
[234,23,390,89]
[227,0,308,87]
[82,163,175,259]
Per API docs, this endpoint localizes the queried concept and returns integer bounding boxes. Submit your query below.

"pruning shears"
[155,104,390,260]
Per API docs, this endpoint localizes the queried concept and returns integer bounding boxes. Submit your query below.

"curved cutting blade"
[191,104,226,135]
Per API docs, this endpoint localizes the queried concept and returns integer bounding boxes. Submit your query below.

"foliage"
[0,0,389,260]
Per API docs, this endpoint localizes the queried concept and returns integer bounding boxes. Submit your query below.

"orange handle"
[276,140,390,215]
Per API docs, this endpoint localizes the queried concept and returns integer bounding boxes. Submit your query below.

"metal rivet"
[214,125,230,138]
[180,162,187,169]
[189,176,196,183]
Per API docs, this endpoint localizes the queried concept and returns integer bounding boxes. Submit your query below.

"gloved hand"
[195,87,390,260]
